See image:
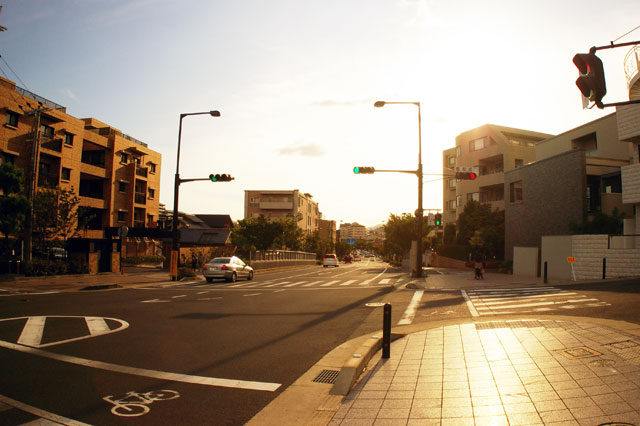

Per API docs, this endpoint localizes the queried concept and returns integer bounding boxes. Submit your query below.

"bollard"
[382,303,391,359]
[544,262,548,284]
[603,258,606,280]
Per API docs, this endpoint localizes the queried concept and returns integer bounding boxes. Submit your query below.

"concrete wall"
[541,236,573,280]
[513,247,538,277]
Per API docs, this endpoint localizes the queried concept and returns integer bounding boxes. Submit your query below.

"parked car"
[202,256,254,282]
[322,253,339,267]
[343,255,353,263]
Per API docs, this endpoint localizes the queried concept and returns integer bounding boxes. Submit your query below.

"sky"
[1,0,639,228]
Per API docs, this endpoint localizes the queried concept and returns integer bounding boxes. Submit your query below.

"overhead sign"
[346,238,356,245]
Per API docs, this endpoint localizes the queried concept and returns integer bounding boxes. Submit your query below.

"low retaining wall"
[431,255,468,269]
[250,259,316,270]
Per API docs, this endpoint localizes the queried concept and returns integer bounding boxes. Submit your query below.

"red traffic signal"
[573,52,606,108]
[455,171,477,180]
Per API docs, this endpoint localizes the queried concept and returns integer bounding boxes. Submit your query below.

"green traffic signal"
[353,166,375,174]
[353,167,360,174]
[209,173,234,182]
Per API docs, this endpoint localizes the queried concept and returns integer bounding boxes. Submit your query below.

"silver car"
[202,256,254,283]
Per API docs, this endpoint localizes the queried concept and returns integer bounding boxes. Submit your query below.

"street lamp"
[170,110,220,280]
[374,100,423,278]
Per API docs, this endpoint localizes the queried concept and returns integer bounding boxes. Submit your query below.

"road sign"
[346,238,355,245]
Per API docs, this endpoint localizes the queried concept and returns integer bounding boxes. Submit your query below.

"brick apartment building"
[244,189,320,234]
[339,222,367,241]
[0,76,161,264]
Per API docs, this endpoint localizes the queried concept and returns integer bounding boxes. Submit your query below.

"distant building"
[244,189,320,233]
[442,125,552,226]
[339,222,366,241]
[318,219,337,243]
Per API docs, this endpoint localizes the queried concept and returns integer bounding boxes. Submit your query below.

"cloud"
[59,88,79,102]
[276,142,326,157]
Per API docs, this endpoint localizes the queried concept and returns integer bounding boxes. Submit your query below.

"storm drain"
[556,346,602,360]
[475,320,579,330]
[313,369,340,384]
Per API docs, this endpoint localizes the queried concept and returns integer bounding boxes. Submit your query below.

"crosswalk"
[463,286,610,316]
[176,277,401,290]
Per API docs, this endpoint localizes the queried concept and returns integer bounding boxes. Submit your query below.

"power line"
[0,54,29,90]
[612,25,640,43]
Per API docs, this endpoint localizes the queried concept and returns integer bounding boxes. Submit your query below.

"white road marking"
[320,280,340,287]
[0,393,91,426]
[21,418,61,425]
[197,291,210,294]
[85,317,110,335]
[172,295,187,299]
[244,293,261,297]
[397,290,424,325]
[302,281,321,287]
[17,316,45,347]
[0,340,281,392]
[264,282,290,287]
[379,279,391,284]
[283,281,306,287]
[340,280,357,286]
[461,290,479,317]
[197,297,222,301]
[0,291,59,297]
[141,299,170,303]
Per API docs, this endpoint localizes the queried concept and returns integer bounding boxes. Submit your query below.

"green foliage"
[32,187,80,254]
[302,232,334,260]
[456,200,504,260]
[437,244,471,261]
[178,266,196,280]
[0,163,30,243]
[443,223,456,244]
[382,213,431,260]
[122,255,166,265]
[569,210,624,235]
[334,240,350,259]
[231,215,304,253]
[24,258,68,276]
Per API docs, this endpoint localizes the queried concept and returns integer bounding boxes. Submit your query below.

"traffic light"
[455,171,477,180]
[353,166,375,174]
[434,213,442,227]
[209,173,234,182]
[573,52,606,108]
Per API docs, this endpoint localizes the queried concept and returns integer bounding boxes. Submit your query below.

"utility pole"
[24,106,49,262]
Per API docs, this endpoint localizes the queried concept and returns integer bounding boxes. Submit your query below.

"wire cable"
[612,25,640,43]
[0,53,29,90]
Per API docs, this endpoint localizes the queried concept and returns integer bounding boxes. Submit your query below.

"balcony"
[622,163,640,204]
[624,45,640,99]
[260,201,293,210]
[135,166,148,178]
[134,192,146,205]
[41,138,62,153]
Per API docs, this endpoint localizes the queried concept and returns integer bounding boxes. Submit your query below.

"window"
[515,159,523,168]
[447,155,455,167]
[510,181,523,203]
[118,181,127,193]
[456,146,461,157]
[6,111,18,127]
[64,132,74,146]
[448,200,457,210]
[467,192,479,202]
[117,211,126,222]
[61,167,71,181]
[120,153,129,164]
[148,188,155,199]
[147,214,154,223]
[134,156,141,166]
[448,179,456,189]
[40,124,54,139]
[456,195,462,208]
[469,137,486,152]
[149,163,156,173]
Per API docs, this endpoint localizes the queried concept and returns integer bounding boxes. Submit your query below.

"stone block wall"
[572,234,640,279]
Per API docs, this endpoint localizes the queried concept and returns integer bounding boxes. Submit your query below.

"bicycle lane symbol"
[103,389,180,417]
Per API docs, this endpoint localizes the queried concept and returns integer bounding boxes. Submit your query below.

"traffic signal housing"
[209,173,234,182]
[434,213,442,227]
[573,52,607,108]
[455,171,477,180]
[353,166,375,174]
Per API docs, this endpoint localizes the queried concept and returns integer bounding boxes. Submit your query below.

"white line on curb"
[397,290,424,325]
[461,290,479,317]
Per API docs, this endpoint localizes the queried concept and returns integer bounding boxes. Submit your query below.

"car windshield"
[209,258,231,264]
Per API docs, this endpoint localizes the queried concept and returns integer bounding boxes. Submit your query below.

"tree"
[230,215,303,255]
[569,210,624,235]
[0,163,30,255]
[456,200,504,259]
[382,213,431,261]
[32,186,80,254]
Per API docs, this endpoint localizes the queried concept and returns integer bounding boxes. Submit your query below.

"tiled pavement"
[329,319,640,426]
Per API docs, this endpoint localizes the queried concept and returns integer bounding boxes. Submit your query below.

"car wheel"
[229,272,237,283]
[247,270,254,280]
[205,277,213,283]
[323,265,327,268]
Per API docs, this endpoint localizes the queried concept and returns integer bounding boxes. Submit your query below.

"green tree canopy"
[231,215,304,254]
[382,213,431,260]
[0,163,30,246]
[456,200,504,259]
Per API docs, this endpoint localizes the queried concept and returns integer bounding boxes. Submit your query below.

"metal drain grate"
[475,320,579,330]
[313,369,340,384]
[556,346,602,360]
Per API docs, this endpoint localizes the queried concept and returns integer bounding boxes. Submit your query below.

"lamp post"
[374,101,423,278]
[170,110,220,280]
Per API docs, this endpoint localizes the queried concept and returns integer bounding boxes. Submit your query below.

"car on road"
[202,256,254,282]
[343,255,352,263]
[322,254,339,267]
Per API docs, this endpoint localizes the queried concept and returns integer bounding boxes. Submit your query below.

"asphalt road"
[0,260,416,426]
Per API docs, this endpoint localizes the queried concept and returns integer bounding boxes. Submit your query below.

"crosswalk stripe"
[320,280,340,287]
[283,281,306,287]
[474,292,578,305]
[264,282,290,287]
[340,280,357,286]
[379,278,391,284]
[18,316,45,347]
[302,281,321,287]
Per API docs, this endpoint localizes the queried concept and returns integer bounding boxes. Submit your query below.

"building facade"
[504,113,634,260]
[339,222,367,241]
[0,76,161,240]
[442,124,552,227]
[243,189,320,234]
[318,219,337,243]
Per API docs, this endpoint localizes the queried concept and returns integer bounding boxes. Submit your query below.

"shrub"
[24,258,69,276]
[178,267,196,280]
